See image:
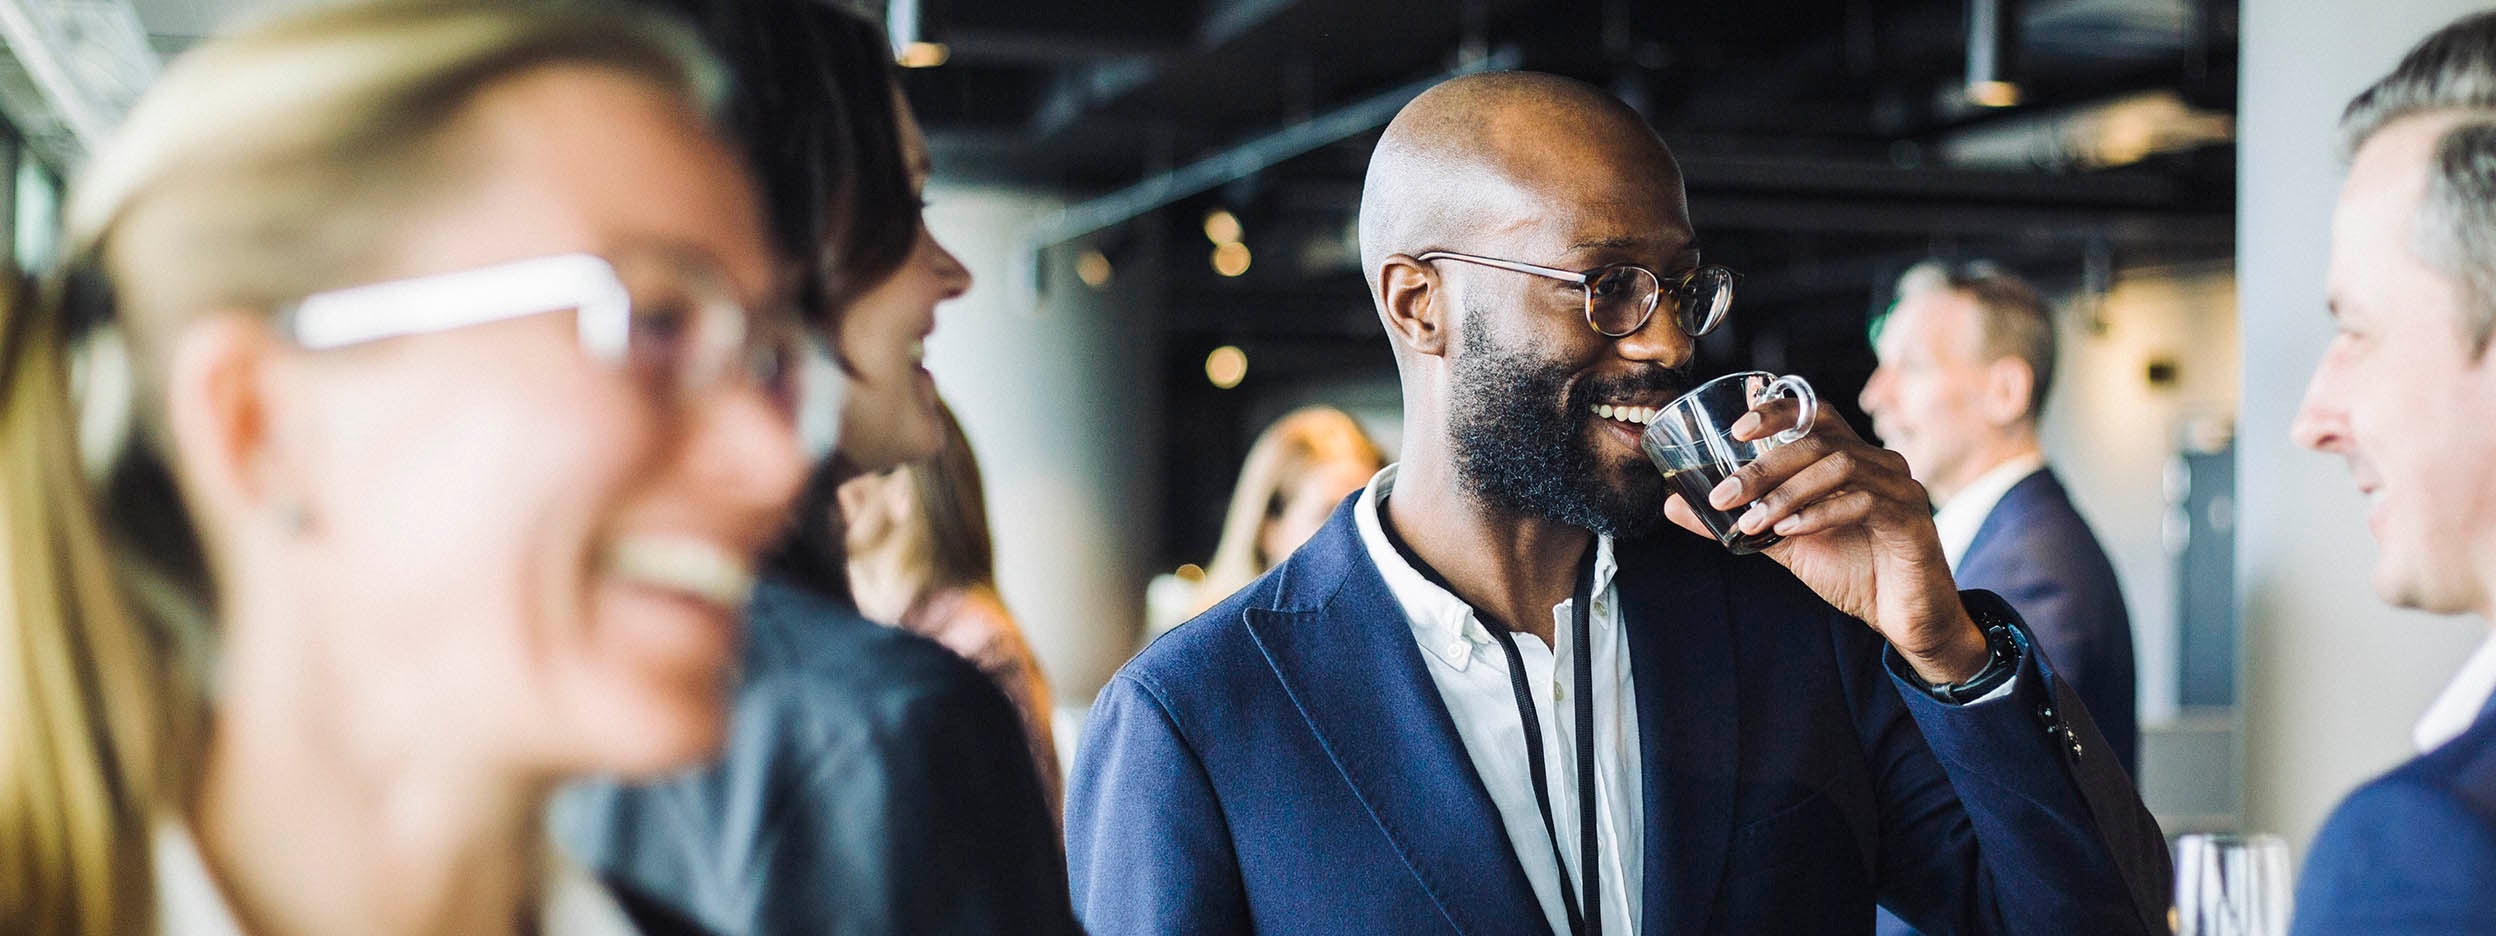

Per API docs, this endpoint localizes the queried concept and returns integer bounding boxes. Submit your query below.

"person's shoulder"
[1970,469,2122,576]
[2299,743,2496,925]
[2310,725,2496,872]
[737,577,1007,729]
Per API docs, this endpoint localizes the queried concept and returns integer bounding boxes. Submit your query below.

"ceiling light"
[896,41,949,69]
[1205,346,1248,389]
[1075,249,1113,288]
[1212,242,1252,277]
[1967,80,2021,108]
[1203,209,1243,246]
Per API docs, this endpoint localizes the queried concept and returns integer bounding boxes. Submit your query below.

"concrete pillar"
[920,188,1163,722]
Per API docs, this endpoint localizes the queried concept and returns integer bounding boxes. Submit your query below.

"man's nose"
[1859,367,1891,416]
[1612,309,1694,369]
[2290,363,2348,453]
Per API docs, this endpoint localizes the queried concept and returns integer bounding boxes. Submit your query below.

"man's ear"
[1981,357,2035,427]
[161,312,286,524]
[1378,254,1448,356]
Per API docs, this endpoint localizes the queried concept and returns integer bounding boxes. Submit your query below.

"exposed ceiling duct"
[0,0,159,167]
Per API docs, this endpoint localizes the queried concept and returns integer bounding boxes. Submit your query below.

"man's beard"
[1447,313,1692,538]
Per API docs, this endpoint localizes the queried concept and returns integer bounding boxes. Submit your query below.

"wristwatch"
[1918,591,2026,705]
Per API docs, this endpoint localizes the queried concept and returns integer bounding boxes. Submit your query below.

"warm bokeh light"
[1967,80,2021,108]
[1205,345,1248,389]
[1203,209,1243,245]
[1212,241,1252,277]
[1075,249,1114,288]
[897,41,950,68]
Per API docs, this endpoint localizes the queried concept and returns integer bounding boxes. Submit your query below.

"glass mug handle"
[1755,374,1817,445]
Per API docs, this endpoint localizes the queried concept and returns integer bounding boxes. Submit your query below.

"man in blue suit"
[1067,72,2170,935]
[1860,261,2138,775]
[1859,264,2139,936]
[2289,12,2496,933]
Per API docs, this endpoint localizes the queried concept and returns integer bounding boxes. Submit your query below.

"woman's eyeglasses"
[279,249,841,458]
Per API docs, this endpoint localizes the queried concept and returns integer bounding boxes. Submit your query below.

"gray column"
[921,188,1164,725]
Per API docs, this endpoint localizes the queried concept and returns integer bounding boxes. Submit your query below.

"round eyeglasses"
[1416,250,1736,338]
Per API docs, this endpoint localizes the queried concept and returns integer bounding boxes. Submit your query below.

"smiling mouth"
[1590,403,1661,427]
[603,535,757,610]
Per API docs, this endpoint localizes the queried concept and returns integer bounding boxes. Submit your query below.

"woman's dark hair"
[908,401,997,595]
[629,0,926,603]
[632,0,921,323]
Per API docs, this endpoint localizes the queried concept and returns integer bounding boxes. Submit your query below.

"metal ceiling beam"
[1021,45,1520,253]
[0,0,159,167]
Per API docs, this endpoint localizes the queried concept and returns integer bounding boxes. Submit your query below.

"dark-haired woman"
[553,1,1078,933]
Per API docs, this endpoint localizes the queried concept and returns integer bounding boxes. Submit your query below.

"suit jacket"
[2293,693,2496,934]
[1067,496,2171,935]
[1956,469,2140,775]
[554,577,1079,936]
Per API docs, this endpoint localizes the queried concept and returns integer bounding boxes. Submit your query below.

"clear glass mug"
[2173,833,2290,936]
[1641,371,1817,554]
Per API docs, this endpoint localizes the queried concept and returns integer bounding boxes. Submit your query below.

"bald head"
[1358,72,1690,291]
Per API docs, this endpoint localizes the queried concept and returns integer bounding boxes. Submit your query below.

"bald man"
[1066,73,2170,935]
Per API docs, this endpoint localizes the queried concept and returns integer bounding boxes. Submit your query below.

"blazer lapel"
[1241,500,1542,935]
[1617,532,1742,935]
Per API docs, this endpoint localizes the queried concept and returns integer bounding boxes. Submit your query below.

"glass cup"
[2173,833,2290,936]
[1641,370,1817,554]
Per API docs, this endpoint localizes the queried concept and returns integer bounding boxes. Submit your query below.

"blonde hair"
[1196,406,1384,610]
[4,4,722,933]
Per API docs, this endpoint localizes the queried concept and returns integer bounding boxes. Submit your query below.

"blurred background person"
[2,274,173,935]
[841,399,1061,816]
[1860,260,2140,778]
[25,2,811,933]
[556,0,1080,933]
[1147,405,1384,639]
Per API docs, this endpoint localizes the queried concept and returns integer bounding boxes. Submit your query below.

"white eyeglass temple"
[287,253,632,359]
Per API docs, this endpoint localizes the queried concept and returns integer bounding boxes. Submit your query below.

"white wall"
[2038,266,2239,727]
[919,188,1162,711]
[2239,0,2492,862]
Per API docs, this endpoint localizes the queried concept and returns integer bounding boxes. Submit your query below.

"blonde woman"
[1184,406,1386,621]
[4,3,816,933]
[840,401,1060,814]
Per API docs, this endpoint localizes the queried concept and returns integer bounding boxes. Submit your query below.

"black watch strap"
[1920,591,2026,705]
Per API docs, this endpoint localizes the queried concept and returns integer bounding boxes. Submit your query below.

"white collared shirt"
[1355,464,1642,936]
[1933,452,2049,571]
[2415,631,2496,753]
[153,821,645,936]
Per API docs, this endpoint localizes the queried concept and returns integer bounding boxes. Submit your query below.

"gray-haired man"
[2290,10,2496,932]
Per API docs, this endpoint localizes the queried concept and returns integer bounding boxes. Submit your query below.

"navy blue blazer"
[1957,469,2140,775]
[2293,693,2496,934]
[1068,497,2171,935]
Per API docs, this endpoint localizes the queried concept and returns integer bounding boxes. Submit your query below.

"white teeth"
[908,340,926,365]
[1592,404,1657,428]
[605,535,756,610]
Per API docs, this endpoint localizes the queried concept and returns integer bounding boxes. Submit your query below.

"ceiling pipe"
[0,0,159,165]
[1016,44,1521,298]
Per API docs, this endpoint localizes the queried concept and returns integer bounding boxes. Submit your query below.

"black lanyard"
[1380,500,1603,936]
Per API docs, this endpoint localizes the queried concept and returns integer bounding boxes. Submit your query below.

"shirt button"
[1553,683,1565,702]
